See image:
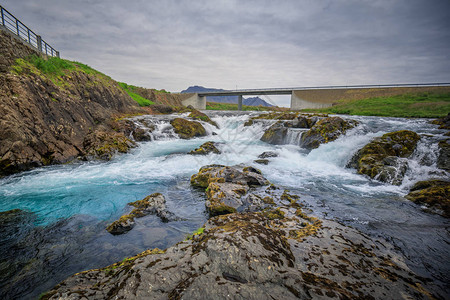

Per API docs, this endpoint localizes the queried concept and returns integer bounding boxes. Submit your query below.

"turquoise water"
[0,112,449,299]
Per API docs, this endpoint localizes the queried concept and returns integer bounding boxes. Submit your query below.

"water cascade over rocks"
[0,111,449,299]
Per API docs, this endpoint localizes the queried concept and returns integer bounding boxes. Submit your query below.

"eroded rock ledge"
[42,165,437,299]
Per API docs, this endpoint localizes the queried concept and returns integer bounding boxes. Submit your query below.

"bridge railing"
[0,5,59,57]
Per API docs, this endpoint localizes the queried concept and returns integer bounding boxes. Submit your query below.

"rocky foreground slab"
[42,166,440,299]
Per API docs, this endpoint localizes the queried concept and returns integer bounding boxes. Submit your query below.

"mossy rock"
[106,193,175,234]
[188,109,218,128]
[190,165,226,188]
[190,165,269,189]
[188,141,221,155]
[437,139,450,171]
[243,120,254,127]
[84,130,136,161]
[347,130,420,185]
[260,121,288,145]
[300,117,358,149]
[206,182,248,216]
[405,179,450,217]
[430,113,450,129]
[170,118,207,139]
[254,159,269,165]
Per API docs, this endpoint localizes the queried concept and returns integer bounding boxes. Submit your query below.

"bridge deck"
[197,83,450,97]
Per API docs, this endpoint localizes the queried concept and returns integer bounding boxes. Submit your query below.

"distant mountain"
[181,86,274,107]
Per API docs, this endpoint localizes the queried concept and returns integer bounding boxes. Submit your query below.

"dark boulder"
[347,130,420,185]
[258,151,278,159]
[300,117,358,149]
[260,121,288,145]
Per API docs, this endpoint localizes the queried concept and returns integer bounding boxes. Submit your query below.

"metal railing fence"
[0,5,59,57]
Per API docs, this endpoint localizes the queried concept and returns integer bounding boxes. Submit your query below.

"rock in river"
[260,121,288,145]
[347,130,420,185]
[405,179,450,217]
[188,141,221,155]
[437,139,450,171]
[300,116,359,149]
[191,165,271,216]
[106,193,177,235]
[170,118,206,139]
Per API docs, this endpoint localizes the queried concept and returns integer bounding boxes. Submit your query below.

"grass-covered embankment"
[206,101,277,111]
[11,55,161,108]
[117,82,170,107]
[302,92,450,118]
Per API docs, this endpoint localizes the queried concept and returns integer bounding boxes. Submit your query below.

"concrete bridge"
[181,83,450,110]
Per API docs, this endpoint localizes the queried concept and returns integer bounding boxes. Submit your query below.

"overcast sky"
[2,0,450,106]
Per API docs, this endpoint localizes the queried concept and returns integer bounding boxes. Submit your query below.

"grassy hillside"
[11,55,163,108]
[302,92,450,118]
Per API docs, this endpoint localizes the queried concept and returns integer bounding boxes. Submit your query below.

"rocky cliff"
[0,28,144,176]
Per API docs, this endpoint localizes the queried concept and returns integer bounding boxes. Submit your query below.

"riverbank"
[302,92,450,118]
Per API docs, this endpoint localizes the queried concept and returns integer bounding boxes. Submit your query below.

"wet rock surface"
[437,139,450,171]
[254,159,269,165]
[191,165,271,216]
[43,167,438,300]
[347,130,421,185]
[300,116,359,149]
[431,113,450,129]
[260,121,288,144]
[258,151,279,159]
[106,193,178,235]
[170,118,207,139]
[406,179,450,217]
[191,165,269,189]
[188,141,221,155]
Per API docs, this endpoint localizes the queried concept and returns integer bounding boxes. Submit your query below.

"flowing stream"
[0,111,449,299]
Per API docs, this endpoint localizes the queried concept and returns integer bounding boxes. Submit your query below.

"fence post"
[27,28,31,43]
[1,7,5,27]
[16,19,19,36]
[56,51,60,58]
[37,35,42,52]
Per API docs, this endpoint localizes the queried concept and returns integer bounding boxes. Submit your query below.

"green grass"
[302,93,450,118]
[127,91,154,106]
[206,101,275,111]
[117,82,155,106]
[26,55,74,76]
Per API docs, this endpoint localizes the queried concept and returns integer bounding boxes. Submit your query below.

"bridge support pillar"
[181,93,206,110]
[238,95,243,111]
